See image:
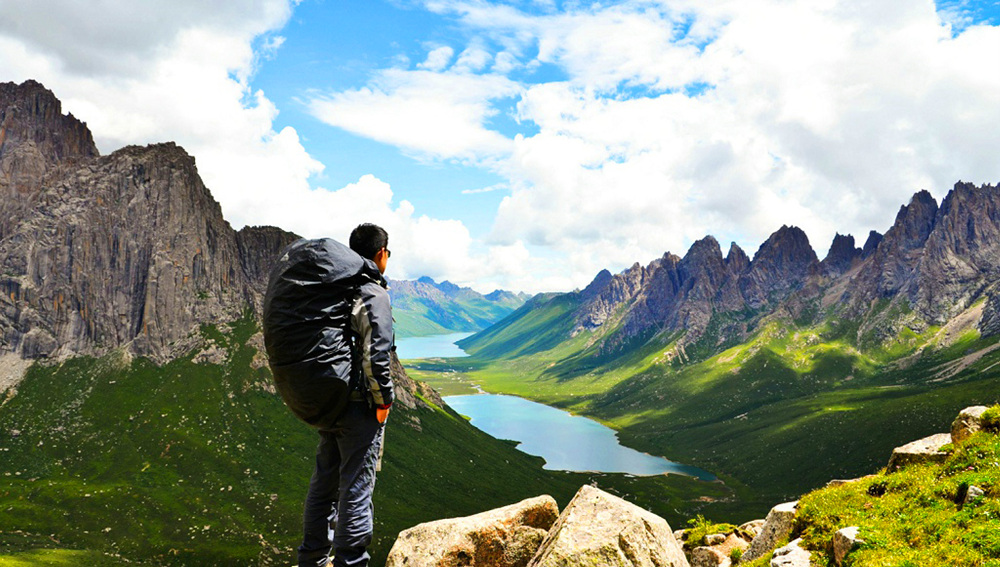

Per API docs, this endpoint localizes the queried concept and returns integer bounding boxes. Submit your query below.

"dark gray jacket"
[263,238,394,429]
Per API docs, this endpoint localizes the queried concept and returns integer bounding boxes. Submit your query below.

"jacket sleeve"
[351,282,395,407]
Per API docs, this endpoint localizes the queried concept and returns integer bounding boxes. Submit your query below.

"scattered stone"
[952,406,990,444]
[386,495,559,567]
[674,529,688,543]
[832,527,864,566]
[193,343,228,365]
[965,485,986,504]
[706,533,727,546]
[527,485,689,567]
[886,433,951,471]
[742,501,798,563]
[690,533,749,567]
[770,538,811,567]
[737,519,766,541]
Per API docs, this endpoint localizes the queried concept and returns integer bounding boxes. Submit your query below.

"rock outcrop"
[886,433,951,471]
[527,485,689,567]
[385,495,559,567]
[952,405,990,444]
[742,501,798,563]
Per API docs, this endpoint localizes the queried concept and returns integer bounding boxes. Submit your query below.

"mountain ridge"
[388,276,528,338]
[476,180,1000,368]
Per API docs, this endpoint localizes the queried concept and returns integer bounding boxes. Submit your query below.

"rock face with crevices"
[385,495,559,567]
[0,80,297,362]
[527,485,689,567]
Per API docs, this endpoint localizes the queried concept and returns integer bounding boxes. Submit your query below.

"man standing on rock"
[266,223,395,567]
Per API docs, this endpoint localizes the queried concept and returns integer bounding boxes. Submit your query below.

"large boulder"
[886,433,951,471]
[741,501,798,563]
[527,485,689,567]
[952,406,990,444]
[385,495,559,567]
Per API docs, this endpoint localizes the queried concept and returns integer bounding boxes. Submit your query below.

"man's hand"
[376,406,390,424]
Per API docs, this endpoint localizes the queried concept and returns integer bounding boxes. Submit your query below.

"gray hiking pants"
[298,401,384,567]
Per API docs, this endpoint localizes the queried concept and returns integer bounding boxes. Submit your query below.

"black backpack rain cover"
[262,238,373,430]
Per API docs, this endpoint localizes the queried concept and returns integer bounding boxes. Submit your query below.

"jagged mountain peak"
[822,233,862,277]
[580,268,614,300]
[861,230,883,259]
[0,80,98,165]
[682,235,724,263]
[746,225,817,287]
[725,242,750,273]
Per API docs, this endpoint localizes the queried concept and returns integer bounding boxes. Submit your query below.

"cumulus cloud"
[418,45,455,71]
[307,64,522,162]
[413,0,1000,289]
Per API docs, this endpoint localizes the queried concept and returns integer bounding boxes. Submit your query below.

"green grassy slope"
[0,314,729,566]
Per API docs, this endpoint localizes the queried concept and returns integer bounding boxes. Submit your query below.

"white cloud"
[418,45,455,71]
[307,66,522,162]
[409,0,1000,288]
[455,46,492,72]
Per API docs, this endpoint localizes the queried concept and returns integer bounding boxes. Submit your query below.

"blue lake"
[444,393,717,480]
[395,332,473,359]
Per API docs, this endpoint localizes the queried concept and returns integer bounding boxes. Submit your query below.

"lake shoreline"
[444,392,718,481]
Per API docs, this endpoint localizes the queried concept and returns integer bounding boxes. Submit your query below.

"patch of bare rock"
[385,406,992,567]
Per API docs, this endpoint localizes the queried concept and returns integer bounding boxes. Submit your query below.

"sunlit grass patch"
[795,429,1000,566]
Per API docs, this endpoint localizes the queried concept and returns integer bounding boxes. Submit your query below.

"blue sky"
[1,0,999,292]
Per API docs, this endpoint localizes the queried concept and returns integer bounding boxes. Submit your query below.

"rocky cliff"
[0,80,296,361]
[564,181,1000,360]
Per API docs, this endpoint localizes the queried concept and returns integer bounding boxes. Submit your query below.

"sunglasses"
[384,248,391,258]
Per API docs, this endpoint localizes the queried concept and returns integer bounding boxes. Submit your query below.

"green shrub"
[684,514,738,547]
[730,547,744,561]
[981,405,1000,432]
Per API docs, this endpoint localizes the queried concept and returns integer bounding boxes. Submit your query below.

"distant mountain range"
[463,182,1000,363]
[389,276,528,337]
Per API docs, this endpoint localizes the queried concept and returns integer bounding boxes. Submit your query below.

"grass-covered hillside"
[417,293,1000,521]
[0,313,730,566]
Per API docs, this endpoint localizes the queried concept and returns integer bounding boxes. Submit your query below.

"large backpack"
[262,237,377,429]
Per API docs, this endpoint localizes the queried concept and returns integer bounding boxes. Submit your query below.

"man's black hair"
[349,223,389,261]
